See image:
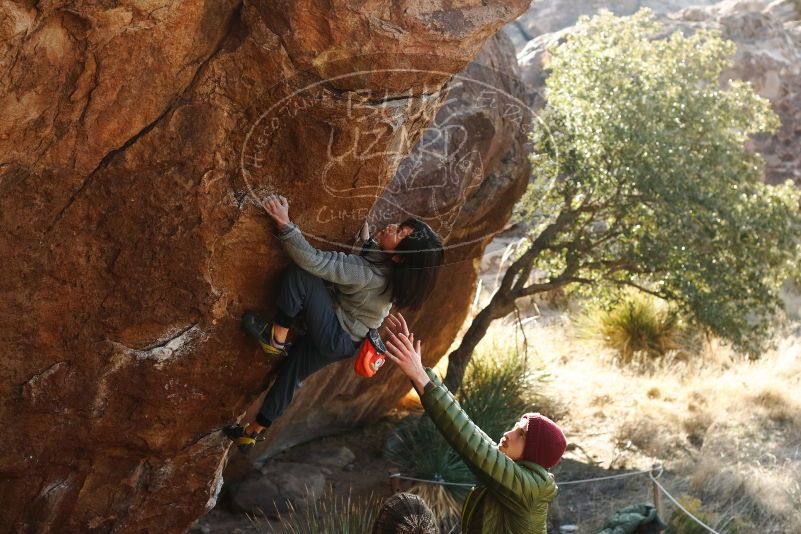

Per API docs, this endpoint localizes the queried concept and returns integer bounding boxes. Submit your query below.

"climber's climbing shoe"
[222,423,264,455]
[242,311,289,358]
[355,328,387,378]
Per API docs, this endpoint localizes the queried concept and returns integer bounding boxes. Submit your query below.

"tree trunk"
[443,290,516,391]
[443,211,579,390]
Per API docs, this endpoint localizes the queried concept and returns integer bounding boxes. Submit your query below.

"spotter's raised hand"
[384,332,429,393]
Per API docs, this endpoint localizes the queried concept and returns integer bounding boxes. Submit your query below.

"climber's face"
[498,417,527,461]
[375,223,414,252]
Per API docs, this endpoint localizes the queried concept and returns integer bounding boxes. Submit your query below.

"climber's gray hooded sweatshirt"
[276,222,393,341]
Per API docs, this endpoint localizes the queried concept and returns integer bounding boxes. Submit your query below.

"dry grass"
[405,484,460,533]
[462,310,801,532]
[578,294,687,363]
[256,488,382,534]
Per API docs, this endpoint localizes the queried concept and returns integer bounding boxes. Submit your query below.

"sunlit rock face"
[0,0,529,531]
[515,0,801,187]
[226,28,532,472]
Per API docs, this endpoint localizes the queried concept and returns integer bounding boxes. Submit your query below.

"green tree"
[444,9,800,390]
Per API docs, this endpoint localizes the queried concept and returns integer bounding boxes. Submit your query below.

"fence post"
[651,463,663,519]
[388,468,401,494]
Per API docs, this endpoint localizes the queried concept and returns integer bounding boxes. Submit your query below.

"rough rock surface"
[230,28,534,466]
[303,446,356,468]
[0,0,529,531]
[516,0,801,187]
[230,461,326,516]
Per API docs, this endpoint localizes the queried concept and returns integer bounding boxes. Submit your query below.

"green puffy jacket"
[420,369,558,534]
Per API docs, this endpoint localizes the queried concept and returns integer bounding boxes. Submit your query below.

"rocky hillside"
[515,0,801,187]
[0,1,530,531]
[502,0,723,51]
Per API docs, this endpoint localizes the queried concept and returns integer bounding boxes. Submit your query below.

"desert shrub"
[259,488,381,534]
[690,459,801,533]
[615,415,683,458]
[665,494,757,534]
[458,349,536,441]
[582,294,697,363]
[386,415,474,493]
[665,495,721,534]
[384,406,473,528]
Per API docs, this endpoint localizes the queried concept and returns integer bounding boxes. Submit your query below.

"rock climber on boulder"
[223,194,444,453]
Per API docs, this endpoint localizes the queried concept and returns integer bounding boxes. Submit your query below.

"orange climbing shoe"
[355,329,387,378]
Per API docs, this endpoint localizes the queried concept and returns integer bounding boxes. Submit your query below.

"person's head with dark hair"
[372,492,438,534]
[373,218,444,311]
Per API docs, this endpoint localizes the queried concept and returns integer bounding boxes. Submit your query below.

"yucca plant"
[385,415,474,496]
[385,416,469,530]
[459,349,536,441]
[253,488,381,534]
[583,293,687,363]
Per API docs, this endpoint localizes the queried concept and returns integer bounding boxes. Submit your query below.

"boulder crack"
[139,322,200,351]
[44,1,244,236]
[108,322,202,363]
[17,361,68,388]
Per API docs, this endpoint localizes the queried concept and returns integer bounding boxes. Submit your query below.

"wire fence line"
[388,473,475,488]
[389,462,723,534]
[389,466,658,489]
[649,472,722,534]
[557,467,657,486]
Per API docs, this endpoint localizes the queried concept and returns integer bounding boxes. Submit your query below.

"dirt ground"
[192,413,406,534]
[194,403,678,534]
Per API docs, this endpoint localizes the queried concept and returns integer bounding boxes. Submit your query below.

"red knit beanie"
[522,413,566,468]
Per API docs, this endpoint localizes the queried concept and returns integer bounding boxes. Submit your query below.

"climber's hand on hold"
[263,193,290,229]
[381,313,414,346]
[383,313,411,340]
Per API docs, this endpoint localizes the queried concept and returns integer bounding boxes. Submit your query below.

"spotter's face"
[498,418,527,461]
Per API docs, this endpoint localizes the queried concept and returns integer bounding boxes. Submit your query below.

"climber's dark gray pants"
[256,265,358,427]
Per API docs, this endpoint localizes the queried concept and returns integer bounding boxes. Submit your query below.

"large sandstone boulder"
[0,1,529,531]
[231,29,533,465]
[516,0,801,187]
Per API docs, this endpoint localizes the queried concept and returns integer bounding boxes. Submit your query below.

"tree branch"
[504,209,579,294]
[518,276,593,297]
[614,280,672,300]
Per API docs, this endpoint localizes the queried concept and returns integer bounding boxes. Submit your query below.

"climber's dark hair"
[390,218,444,311]
[372,492,437,534]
